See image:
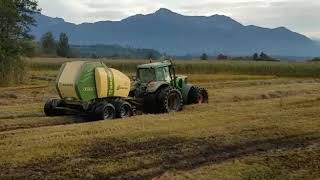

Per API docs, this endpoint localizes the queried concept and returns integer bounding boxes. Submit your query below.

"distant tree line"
[311,57,320,62]
[252,52,277,61]
[200,53,228,60]
[35,32,162,59]
[198,52,278,61]
[72,44,161,59]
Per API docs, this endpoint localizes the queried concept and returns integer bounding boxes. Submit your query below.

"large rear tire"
[95,103,116,120]
[158,87,183,113]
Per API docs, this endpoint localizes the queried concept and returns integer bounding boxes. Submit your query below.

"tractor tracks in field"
[89,133,320,180]
[0,114,89,133]
[2,132,318,179]
[0,113,44,120]
[30,75,56,81]
[0,85,50,91]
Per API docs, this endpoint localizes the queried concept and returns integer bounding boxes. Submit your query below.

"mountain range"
[31,8,320,57]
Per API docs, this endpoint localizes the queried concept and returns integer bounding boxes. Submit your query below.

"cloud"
[38,0,320,38]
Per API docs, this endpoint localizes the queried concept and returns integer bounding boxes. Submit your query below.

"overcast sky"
[38,0,320,39]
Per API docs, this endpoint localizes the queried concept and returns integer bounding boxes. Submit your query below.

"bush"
[311,57,320,62]
[217,54,228,60]
[200,53,208,60]
[0,56,28,86]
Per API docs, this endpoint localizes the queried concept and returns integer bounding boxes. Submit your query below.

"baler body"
[56,61,130,101]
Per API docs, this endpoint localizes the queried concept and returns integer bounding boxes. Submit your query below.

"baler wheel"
[113,101,133,118]
[44,99,63,116]
[95,103,116,120]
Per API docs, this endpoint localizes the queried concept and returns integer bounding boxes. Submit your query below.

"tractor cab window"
[138,68,156,83]
[163,67,172,82]
[156,67,171,82]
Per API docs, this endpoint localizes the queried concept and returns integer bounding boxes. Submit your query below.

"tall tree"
[40,32,56,55]
[56,33,70,57]
[253,53,259,60]
[200,53,208,60]
[0,0,40,85]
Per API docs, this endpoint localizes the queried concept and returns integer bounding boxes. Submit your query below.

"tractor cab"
[137,61,173,83]
[136,61,187,90]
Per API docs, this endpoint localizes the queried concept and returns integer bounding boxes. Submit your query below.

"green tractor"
[130,61,209,113]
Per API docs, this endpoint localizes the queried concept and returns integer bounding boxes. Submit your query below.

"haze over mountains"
[31,8,320,57]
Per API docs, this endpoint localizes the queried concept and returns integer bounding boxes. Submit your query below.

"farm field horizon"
[0,58,319,179]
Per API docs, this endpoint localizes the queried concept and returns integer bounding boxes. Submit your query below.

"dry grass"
[0,61,319,179]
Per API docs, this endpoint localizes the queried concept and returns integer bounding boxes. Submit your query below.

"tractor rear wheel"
[158,87,183,113]
[95,103,116,120]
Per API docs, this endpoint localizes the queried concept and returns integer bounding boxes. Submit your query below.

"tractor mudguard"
[146,81,170,93]
[181,84,193,103]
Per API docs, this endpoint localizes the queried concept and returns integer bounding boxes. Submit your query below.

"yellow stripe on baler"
[95,67,109,98]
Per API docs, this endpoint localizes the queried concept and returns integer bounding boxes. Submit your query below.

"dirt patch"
[0,102,9,106]
[0,93,18,99]
[0,85,56,106]
[285,97,320,108]
[31,75,55,81]
[0,115,91,133]
[1,133,318,179]
[0,85,49,91]
[0,113,44,120]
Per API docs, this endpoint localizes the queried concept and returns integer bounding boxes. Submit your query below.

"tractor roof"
[137,61,172,69]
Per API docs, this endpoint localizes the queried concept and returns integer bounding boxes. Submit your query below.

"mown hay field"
[0,58,319,179]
